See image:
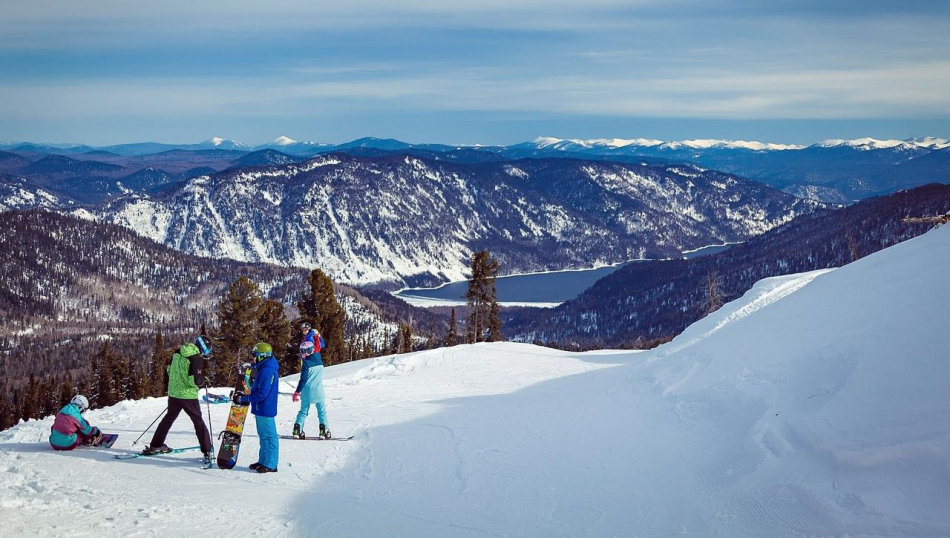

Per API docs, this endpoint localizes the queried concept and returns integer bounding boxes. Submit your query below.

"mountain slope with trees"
[506,183,950,347]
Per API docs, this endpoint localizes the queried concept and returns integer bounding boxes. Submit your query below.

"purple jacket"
[49,403,95,449]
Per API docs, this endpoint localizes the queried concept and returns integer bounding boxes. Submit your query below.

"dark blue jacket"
[242,356,278,418]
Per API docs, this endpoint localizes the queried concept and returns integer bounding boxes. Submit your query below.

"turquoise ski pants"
[295,364,328,430]
[255,415,278,469]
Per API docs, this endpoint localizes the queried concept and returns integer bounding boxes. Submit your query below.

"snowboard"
[278,435,354,441]
[78,433,119,449]
[202,393,231,404]
[114,446,202,460]
[216,363,256,469]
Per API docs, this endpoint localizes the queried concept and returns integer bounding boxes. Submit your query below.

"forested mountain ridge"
[94,153,819,287]
[506,183,950,347]
[0,210,439,424]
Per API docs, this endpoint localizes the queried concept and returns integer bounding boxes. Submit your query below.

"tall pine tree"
[466,250,502,343]
[297,269,347,366]
[446,308,459,347]
[214,276,264,383]
[148,332,169,396]
[257,299,292,376]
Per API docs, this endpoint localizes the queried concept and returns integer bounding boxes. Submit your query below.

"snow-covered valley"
[1,224,948,537]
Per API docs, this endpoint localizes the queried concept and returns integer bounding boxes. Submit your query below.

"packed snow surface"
[2,226,949,536]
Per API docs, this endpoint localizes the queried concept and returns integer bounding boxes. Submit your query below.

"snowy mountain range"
[87,153,818,287]
[3,134,948,203]
[2,219,948,536]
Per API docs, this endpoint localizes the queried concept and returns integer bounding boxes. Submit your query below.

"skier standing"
[233,342,280,473]
[49,395,101,451]
[292,322,330,440]
[143,339,214,466]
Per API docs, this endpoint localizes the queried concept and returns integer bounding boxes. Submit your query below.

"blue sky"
[0,1,947,146]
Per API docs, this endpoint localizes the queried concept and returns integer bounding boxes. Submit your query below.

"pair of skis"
[114,445,203,461]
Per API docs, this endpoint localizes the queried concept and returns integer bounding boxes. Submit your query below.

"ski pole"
[132,407,167,446]
[204,386,215,455]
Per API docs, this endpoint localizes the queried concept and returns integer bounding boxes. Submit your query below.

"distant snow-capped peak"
[817,137,950,151]
[662,139,804,151]
[534,136,802,151]
[532,137,664,149]
[272,136,297,146]
[202,137,251,149]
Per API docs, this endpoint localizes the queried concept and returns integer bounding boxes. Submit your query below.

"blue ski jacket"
[242,356,278,418]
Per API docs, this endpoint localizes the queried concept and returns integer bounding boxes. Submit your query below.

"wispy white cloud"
[3,59,947,122]
[1,1,948,143]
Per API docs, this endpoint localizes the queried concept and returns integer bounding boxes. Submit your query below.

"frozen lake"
[395,243,737,307]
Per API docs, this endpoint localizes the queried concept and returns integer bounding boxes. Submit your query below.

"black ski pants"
[150,397,213,453]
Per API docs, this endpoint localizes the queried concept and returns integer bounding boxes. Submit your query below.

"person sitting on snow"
[49,395,101,451]
[292,321,330,440]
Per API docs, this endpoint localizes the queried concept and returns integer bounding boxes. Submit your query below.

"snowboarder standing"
[233,342,280,473]
[49,395,101,451]
[143,339,214,466]
[292,321,330,440]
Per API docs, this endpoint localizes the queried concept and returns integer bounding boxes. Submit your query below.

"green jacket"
[167,343,202,399]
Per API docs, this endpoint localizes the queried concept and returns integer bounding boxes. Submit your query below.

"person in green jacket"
[143,339,213,465]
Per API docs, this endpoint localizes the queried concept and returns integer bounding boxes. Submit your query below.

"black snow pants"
[149,397,213,453]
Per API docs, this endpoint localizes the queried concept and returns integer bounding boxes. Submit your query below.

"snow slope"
[2,225,949,536]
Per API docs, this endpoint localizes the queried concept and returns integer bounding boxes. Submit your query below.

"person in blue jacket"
[233,342,280,473]
[292,321,330,440]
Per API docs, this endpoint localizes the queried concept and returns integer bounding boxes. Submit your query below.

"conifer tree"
[488,300,504,342]
[90,343,116,408]
[394,323,413,353]
[23,373,40,419]
[214,276,264,383]
[39,376,58,417]
[58,375,74,409]
[297,269,347,365]
[148,332,168,396]
[110,352,131,402]
[466,250,501,343]
[0,395,11,431]
[11,388,24,427]
[446,308,458,347]
[257,299,292,375]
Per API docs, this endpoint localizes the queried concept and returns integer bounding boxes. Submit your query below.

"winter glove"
[292,392,300,403]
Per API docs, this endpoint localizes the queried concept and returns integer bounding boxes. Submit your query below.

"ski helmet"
[71,395,89,413]
[300,322,311,331]
[253,342,273,361]
[194,335,212,356]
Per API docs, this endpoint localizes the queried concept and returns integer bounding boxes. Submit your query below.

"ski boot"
[202,452,212,467]
[256,465,278,474]
[249,462,263,471]
[319,424,331,440]
[142,444,172,455]
[293,423,305,440]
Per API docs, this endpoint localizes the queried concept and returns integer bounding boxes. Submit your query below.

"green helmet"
[253,342,273,361]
